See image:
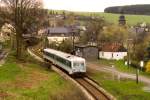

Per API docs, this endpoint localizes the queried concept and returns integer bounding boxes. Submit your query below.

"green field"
[0,52,86,100]
[101,13,150,26]
[49,10,150,25]
[76,12,150,26]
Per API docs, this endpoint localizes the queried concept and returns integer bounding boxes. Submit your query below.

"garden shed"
[75,44,99,60]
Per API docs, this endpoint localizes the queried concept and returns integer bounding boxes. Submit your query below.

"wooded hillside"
[104,4,150,15]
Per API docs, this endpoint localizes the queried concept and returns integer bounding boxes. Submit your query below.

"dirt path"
[87,62,150,85]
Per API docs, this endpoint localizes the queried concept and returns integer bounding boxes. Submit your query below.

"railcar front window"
[73,62,84,67]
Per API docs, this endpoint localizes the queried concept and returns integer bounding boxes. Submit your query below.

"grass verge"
[0,51,86,100]
[88,69,150,100]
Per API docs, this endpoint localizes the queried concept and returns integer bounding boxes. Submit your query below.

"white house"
[46,27,79,44]
[99,43,127,60]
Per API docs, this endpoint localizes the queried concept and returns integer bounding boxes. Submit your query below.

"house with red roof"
[99,43,127,60]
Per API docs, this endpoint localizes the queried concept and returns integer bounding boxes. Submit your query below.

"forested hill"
[104,4,150,15]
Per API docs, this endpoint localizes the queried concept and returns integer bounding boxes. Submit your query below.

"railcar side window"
[44,51,72,68]
[46,52,53,58]
[66,60,71,67]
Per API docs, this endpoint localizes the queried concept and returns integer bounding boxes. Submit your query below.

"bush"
[146,61,150,72]
[48,41,58,50]
[48,39,73,53]
[26,37,40,47]
[58,39,73,53]
[131,60,139,68]
[124,56,127,61]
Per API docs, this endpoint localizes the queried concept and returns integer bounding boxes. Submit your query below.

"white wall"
[48,36,69,43]
[48,36,79,44]
[99,52,127,60]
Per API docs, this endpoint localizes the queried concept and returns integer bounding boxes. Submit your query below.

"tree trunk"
[16,31,23,59]
[10,33,15,50]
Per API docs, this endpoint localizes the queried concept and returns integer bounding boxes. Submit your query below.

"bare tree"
[79,18,105,44]
[1,0,45,59]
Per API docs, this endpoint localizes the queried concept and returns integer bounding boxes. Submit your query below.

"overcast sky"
[43,0,150,12]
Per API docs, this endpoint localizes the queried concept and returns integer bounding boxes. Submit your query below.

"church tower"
[119,10,126,26]
[119,14,126,26]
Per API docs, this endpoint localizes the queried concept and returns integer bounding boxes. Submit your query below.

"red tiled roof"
[100,43,127,52]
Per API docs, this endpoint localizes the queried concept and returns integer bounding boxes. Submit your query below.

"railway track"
[75,77,110,100]
[29,47,114,100]
[29,47,43,58]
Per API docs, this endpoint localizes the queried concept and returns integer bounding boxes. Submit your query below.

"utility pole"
[127,39,133,68]
[45,29,49,49]
[127,39,130,68]
[135,27,139,84]
[44,21,49,49]
[72,31,75,55]
[136,68,139,84]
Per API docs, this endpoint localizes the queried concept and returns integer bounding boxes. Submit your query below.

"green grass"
[0,62,22,81]
[115,60,136,73]
[99,13,150,26]
[75,12,150,26]
[0,52,86,100]
[88,70,150,100]
[48,9,150,25]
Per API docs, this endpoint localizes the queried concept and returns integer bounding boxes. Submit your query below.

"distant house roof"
[47,27,72,34]
[75,44,97,48]
[75,26,86,31]
[129,27,146,33]
[100,43,127,52]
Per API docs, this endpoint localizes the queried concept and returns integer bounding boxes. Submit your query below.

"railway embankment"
[28,48,116,100]
[0,50,86,100]
[27,48,94,100]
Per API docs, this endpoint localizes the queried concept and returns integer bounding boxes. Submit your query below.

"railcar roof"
[44,48,85,61]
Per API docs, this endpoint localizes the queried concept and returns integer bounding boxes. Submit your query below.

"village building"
[128,24,149,38]
[46,27,79,44]
[99,43,127,60]
[75,44,99,60]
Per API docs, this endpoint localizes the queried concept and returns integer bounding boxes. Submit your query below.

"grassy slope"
[99,13,150,26]
[49,10,150,25]
[76,12,150,25]
[0,52,86,100]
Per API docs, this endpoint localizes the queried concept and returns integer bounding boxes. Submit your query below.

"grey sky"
[43,0,150,12]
